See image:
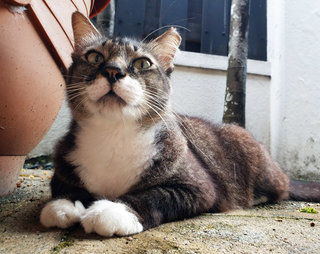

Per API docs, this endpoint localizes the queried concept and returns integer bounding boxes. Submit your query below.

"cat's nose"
[103,66,126,84]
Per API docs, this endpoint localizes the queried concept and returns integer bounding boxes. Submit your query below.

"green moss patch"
[300,207,318,214]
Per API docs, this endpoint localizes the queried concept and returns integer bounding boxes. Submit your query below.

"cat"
[40,12,320,237]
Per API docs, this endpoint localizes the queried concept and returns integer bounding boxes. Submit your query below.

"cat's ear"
[71,11,102,51]
[150,28,182,74]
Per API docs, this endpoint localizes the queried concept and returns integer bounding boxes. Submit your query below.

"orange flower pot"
[0,0,108,195]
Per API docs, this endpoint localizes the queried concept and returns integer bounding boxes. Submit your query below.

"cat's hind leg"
[253,145,289,205]
[40,199,85,228]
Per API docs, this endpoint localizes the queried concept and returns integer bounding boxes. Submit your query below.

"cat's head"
[67,12,181,124]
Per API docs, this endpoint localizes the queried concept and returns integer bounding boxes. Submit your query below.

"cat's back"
[178,115,262,163]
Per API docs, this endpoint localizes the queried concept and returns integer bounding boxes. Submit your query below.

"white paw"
[40,199,85,229]
[81,200,143,237]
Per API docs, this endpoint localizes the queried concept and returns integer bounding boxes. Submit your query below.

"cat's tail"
[289,179,320,202]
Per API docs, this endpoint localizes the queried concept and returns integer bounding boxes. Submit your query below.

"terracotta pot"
[0,0,108,196]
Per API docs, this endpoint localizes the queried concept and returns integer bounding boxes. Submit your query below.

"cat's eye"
[133,58,152,70]
[86,51,104,65]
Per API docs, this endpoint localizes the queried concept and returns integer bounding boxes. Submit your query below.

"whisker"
[68,91,87,102]
[143,90,217,169]
[142,25,191,42]
[143,90,200,136]
[73,96,88,112]
[145,96,167,112]
[143,91,168,103]
[144,108,157,126]
[63,73,91,79]
[144,101,170,131]
[67,86,87,91]
[66,81,86,89]
[67,89,87,95]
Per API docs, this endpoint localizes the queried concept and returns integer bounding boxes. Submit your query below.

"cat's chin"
[88,91,144,121]
[87,99,141,122]
[97,91,127,107]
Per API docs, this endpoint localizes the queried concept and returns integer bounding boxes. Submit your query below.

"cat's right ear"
[72,11,102,52]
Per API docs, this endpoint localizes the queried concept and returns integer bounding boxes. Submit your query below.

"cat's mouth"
[98,90,126,106]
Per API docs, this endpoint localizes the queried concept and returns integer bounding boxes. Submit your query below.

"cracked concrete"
[1,169,319,254]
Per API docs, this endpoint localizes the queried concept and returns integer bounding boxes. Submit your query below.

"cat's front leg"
[40,199,86,228]
[80,182,214,237]
[80,200,143,237]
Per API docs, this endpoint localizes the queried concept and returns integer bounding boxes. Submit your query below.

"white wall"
[172,52,271,148]
[268,0,320,180]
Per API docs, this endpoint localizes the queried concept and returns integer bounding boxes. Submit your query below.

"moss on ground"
[300,207,318,214]
[51,232,74,254]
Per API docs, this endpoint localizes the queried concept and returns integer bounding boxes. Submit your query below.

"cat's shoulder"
[177,114,224,133]
[177,114,256,144]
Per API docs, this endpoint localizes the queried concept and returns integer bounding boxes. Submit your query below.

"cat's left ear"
[72,11,102,52]
[150,28,182,74]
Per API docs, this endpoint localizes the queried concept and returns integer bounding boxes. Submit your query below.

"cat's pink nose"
[106,67,120,77]
[104,66,126,84]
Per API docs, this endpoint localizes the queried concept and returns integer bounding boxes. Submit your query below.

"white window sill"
[174,51,271,77]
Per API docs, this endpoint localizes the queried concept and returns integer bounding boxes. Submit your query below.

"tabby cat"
[40,12,320,237]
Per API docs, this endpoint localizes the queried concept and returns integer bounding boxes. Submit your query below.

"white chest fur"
[67,118,158,199]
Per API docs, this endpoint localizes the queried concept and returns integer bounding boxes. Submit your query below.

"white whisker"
[144,101,170,131]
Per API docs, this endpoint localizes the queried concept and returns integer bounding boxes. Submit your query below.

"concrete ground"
[1,169,319,254]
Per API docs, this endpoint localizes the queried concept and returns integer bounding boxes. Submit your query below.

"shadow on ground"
[1,169,319,254]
